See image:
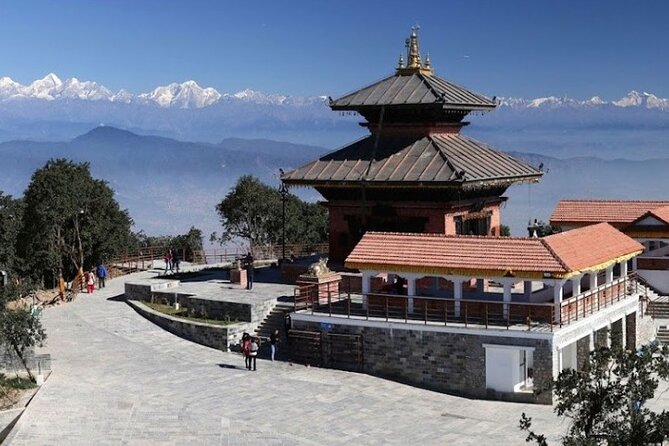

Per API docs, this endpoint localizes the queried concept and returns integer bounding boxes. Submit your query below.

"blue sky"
[0,0,667,99]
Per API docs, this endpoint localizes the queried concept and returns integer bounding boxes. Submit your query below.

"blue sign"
[320,322,333,331]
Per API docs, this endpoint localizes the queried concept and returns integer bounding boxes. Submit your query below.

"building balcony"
[293,274,641,332]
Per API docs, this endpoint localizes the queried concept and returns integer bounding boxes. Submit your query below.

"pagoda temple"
[282,30,543,262]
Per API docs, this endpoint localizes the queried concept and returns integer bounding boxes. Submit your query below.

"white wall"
[561,341,578,371]
[638,270,669,294]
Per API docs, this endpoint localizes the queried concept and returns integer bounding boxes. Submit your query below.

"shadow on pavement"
[106,294,127,303]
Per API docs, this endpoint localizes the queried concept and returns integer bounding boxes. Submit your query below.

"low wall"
[291,318,553,404]
[127,300,254,351]
[638,269,669,294]
[0,349,51,376]
[125,280,277,323]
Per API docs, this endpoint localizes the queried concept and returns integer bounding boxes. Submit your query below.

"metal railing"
[559,274,637,325]
[295,273,640,332]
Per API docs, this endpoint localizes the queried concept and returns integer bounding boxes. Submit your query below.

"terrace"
[294,223,645,332]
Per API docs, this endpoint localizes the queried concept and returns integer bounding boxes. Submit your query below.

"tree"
[0,192,23,274]
[170,227,203,262]
[0,308,46,382]
[520,344,669,445]
[16,159,134,286]
[214,175,327,250]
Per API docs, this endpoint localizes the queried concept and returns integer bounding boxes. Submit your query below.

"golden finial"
[425,53,431,69]
[396,27,433,76]
[397,53,405,69]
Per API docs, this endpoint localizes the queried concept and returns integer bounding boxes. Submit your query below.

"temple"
[283,31,655,405]
[282,29,542,263]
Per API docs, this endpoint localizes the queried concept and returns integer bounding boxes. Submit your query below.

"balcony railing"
[294,273,641,331]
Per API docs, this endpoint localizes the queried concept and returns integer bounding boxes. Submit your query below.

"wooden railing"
[295,274,640,332]
[203,243,329,265]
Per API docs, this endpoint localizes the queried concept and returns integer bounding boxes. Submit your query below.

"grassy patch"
[0,374,37,410]
[144,302,234,326]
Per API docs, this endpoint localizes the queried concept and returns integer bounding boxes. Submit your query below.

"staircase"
[658,325,669,344]
[639,281,669,345]
[254,301,294,360]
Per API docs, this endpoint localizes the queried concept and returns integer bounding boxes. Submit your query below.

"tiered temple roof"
[282,30,542,191]
[282,133,542,188]
[345,223,643,279]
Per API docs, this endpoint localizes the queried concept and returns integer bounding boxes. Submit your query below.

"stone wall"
[0,348,51,376]
[127,300,255,351]
[126,280,277,324]
[576,335,590,370]
[292,319,553,404]
[636,311,655,346]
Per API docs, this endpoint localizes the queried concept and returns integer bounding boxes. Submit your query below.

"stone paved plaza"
[1,268,631,445]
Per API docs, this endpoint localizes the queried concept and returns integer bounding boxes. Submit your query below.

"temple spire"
[396,27,433,76]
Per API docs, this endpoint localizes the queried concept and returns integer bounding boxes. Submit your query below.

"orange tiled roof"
[550,200,669,225]
[345,223,643,278]
[542,223,643,272]
[645,205,669,225]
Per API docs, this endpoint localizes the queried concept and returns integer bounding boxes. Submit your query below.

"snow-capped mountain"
[498,90,668,111]
[137,80,221,108]
[0,73,325,108]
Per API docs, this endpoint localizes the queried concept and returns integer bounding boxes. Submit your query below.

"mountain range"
[1,73,669,149]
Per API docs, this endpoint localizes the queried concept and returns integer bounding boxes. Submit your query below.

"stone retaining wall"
[292,319,553,404]
[125,280,277,323]
[127,300,255,351]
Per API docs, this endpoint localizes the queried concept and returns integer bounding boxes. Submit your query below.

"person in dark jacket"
[96,263,108,288]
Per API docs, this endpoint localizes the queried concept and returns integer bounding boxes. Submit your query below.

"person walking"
[270,329,280,361]
[96,263,107,288]
[164,250,172,274]
[86,269,96,294]
[173,251,180,274]
[245,251,254,290]
[249,337,259,371]
[241,333,251,370]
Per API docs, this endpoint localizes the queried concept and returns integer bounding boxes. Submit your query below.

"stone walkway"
[6,269,572,445]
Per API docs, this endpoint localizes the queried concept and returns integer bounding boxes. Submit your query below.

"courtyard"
[3,268,575,445]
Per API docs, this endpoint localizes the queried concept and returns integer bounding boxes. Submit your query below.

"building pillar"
[523,280,532,300]
[632,257,638,271]
[553,281,564,324]
[589,272,598,291]
[606,322,612,348]
[503,280,513,319]
[621,315,627,350]
[407,275,416,314]
[361,271,372,309]
[453,277,463,318]
[572,275,582,297]
[589,331,595,351]
[605,266,614,283]
[620,260,628,277]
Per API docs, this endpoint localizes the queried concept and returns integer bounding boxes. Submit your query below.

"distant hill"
[0,127,324,237]
[1,126,668,238]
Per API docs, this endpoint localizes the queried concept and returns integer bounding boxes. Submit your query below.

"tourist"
[270,329,280,361]
[245,251,254,290]
[164,250,172,273]
[86,269,96,294]
[241,333,251,370]
[173,252,180,274]
[96,263,107,288]
[249,337,259,371]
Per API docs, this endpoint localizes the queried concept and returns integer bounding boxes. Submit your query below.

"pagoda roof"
[330,72,497,111]
[345,223,643,279]
[281,133,542,189]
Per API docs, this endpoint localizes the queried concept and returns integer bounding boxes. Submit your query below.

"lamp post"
[279,172,289,263]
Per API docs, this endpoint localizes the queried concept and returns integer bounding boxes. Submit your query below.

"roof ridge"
[539,237,571,273]
[427,135,462,181]
[365,230,542,241]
